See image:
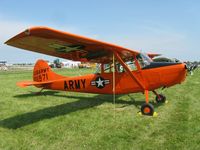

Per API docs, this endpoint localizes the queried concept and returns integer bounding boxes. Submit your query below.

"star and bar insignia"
[91,76,110,89]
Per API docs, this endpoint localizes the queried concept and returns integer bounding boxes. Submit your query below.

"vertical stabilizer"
[33,59,64,82]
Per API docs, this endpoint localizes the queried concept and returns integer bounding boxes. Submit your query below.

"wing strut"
[112,53,116,118]
[114,52,146,90]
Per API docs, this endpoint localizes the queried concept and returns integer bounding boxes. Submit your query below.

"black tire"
[155,94,166,103]
[141,103,154,116]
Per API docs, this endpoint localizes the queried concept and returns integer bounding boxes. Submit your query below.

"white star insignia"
[96,78,104,87]
[90,76,110,89]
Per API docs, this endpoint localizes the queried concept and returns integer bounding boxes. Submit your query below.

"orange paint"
[17,59,186,95]
[144,107,151,114]
[5,27,187,115]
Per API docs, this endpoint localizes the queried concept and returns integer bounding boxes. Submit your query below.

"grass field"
[0,68,200,150]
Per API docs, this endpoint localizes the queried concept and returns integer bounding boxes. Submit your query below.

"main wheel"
[155,94,166,103]
[141,103,154,116]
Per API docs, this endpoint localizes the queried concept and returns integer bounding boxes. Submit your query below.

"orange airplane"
[5,27,187,116]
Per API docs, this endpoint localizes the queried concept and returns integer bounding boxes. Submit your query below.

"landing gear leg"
[33,88,44,95]
[152,90,166,103]
[141,90,154,116]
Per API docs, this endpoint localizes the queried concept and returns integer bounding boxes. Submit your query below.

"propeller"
[185,63,198,75]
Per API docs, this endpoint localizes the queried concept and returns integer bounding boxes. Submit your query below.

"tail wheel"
[156,94,166,103]
[141,103,154,116]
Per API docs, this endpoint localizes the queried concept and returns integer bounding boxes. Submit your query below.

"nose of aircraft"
[184,62,197,75]
[179,63,187,83]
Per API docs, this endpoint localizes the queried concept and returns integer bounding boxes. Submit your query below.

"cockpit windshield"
[136,53,152,68]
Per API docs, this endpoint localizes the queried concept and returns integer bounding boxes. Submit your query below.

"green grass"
[0,68,200,150]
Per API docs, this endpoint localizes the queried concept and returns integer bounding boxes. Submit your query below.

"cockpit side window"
[95,55,146,74]
[95,63,101,74]
[104,64,114,73]
[95,63,114,74]
[136,53,152,68]
[116,60,137,73]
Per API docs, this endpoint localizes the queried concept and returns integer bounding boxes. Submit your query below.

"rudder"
[33,59,64,82]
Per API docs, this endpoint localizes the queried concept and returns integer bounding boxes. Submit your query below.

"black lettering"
[34,68,50,76]
[42,74,45,81]
[74,80,80,89]
[81,79,86,89]
[69,80,74,89]
[38,75,42,82]
[46,73,48,80]
[64,81,69,90]
[40,73,48,81]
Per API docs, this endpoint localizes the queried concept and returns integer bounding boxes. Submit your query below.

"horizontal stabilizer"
[17,80,53,88]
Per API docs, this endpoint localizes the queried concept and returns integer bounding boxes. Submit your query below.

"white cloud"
[0,18,198,62]
[0,21,29,41]
[103,24,190,61]
[0,18,100,63]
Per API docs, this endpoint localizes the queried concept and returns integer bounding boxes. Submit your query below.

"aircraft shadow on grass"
[0,91,163,129]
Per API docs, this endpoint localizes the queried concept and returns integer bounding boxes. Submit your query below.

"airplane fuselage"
[45,62,186,94]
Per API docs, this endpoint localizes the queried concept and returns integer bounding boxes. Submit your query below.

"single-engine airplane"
[5,27,187,116]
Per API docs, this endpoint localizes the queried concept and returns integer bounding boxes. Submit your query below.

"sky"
[0,0,200,63]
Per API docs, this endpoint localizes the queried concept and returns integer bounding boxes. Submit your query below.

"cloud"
[0,18,100,63]
[104,24,190,61]
[0,21,29,41]
[0,19,45,63]
[0,18,198,62]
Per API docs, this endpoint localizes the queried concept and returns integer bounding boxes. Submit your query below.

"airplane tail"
[17,59,65,88]
[33,59,64,82]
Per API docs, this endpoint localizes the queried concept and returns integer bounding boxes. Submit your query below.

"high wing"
[5,26,159,63]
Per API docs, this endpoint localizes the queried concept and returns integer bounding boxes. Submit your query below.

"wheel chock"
[137,111,142,116]
[137,111,158,117]
[153,112,158,117]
